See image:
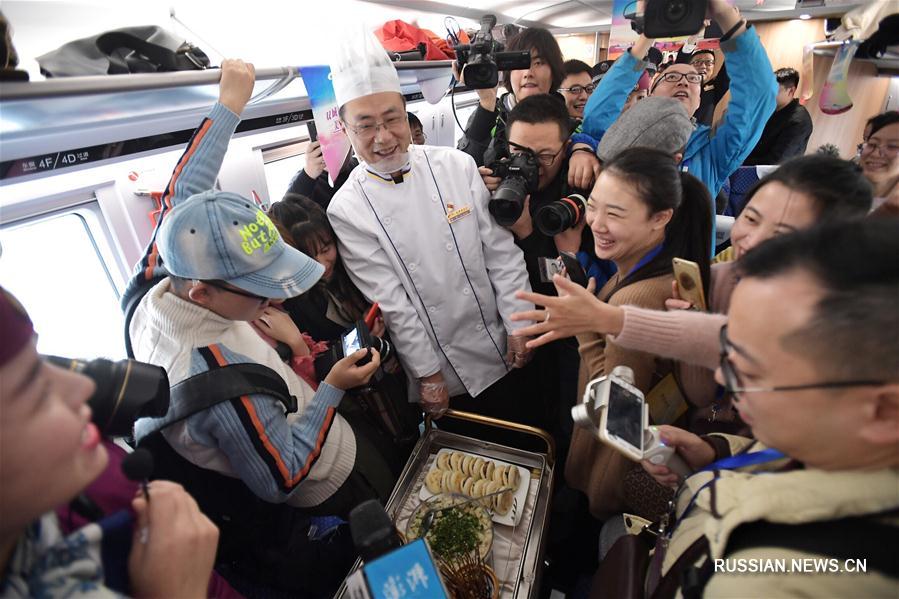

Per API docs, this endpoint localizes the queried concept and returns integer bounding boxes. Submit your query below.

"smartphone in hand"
[672,258,706,311]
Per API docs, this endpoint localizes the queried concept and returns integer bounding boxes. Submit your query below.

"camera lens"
[370,336,393,362]
[489,179,529,226]
[46,356,169,437]
[664,0,688,23]
[534,194,586,236]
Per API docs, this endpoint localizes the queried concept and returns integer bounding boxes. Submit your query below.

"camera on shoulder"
[454,14,531,89]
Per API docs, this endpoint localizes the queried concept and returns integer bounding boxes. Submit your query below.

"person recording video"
[455,23,600,191]
[0,286,222,598]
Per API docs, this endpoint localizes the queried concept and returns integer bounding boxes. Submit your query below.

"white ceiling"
[369,0,869,31]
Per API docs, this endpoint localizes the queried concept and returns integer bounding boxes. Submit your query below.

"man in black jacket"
[743,68,813,166]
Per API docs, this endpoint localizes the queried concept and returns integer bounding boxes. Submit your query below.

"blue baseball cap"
[157,190,324,299]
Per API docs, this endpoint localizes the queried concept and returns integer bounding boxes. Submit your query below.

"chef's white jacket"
[327,145,534,399]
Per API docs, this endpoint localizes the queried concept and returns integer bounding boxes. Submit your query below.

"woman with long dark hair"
[560,147,712,518]
[266,194,419,459]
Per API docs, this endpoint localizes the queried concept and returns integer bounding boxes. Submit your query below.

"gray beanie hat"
[597,96,695,163]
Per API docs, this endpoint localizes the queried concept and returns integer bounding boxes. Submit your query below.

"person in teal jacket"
[581,0,777,244]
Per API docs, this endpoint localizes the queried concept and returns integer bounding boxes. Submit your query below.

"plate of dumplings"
[420,449,528,526]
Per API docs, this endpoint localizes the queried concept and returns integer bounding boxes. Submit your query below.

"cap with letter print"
[157,190,324,299]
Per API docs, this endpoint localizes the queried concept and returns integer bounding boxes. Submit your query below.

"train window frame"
[0,198,128,359]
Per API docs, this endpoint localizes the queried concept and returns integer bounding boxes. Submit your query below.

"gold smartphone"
[672,258,707,311]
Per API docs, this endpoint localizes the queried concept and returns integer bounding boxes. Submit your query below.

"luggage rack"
[337,409,556,598]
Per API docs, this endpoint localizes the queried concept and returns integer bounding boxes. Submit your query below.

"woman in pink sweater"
[513,154,873,429]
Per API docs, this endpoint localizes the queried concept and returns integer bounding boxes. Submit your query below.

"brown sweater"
[565,272,674,518]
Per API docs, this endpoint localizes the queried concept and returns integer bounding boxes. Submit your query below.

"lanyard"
[700,447,785,472]
[627,242,664,277]
[670,448,787,537]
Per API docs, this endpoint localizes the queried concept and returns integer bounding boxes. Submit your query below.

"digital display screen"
[342,327,362,355]
[606,383,643,452]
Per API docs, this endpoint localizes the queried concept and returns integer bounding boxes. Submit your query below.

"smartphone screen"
[307,120,318,142]
[606,383,643,453]
[342,327,361,355]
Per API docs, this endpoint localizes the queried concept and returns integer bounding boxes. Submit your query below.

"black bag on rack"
[37,25,210,77]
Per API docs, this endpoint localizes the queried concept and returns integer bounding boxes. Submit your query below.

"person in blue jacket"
[581,0,777,242]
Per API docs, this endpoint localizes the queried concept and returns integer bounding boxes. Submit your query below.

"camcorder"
[485,141,540,227]
[454,14,531,89]
[535,192,589,236]
[642,0,706,39]
[46,356,170,437]
[314,320,393,385]
[572,365,691,476]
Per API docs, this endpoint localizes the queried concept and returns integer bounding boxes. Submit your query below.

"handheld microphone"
[121,448,154,502]
[349,499,402,562]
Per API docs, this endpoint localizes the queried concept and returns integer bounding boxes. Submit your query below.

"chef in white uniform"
[326,27,535,418]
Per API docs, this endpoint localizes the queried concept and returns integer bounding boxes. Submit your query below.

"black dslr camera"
[485,141,541,227]
[644,0,706,38]
[454,14,531,89]
[46,356,170,437]
[314,320,393,383]
[535,192,589,236]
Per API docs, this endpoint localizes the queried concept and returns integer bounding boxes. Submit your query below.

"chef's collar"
[365,162,413,185]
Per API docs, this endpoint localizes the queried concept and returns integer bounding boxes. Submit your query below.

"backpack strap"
[723,511,899,579]
[123,276,158,359]
[660,509,899,599]
[140,358,297,438]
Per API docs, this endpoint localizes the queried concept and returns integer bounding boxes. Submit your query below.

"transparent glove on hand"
[419,380,449,418]
[506,334,534,368]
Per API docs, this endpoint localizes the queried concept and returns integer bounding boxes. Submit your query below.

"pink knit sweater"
[611,261,736,420]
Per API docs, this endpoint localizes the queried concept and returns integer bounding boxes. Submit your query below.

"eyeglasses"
[203,280,268,302]
[509,140,565,167]
[558,84,596,95]
[718,325,886,398]
[690,59,715,67]
[658,72,703,85]
[344,115,407,140]
[859,141,899,158]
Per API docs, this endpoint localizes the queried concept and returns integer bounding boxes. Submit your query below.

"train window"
[264,153,306,203]
[0,212,126,359]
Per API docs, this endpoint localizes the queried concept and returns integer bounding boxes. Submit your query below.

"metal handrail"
[425,409,556,468]
[0,60,455,101]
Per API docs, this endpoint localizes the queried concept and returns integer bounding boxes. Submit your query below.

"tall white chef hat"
[329,23,402,108]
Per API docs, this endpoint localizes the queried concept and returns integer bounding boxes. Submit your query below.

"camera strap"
[142,361,297,438]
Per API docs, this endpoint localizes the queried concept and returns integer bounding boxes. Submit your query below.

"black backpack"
[138,358,355,596]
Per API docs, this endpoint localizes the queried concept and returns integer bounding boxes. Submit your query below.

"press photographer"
[480,93,607,297]
[455,17,601,191]
[0,286,224,598]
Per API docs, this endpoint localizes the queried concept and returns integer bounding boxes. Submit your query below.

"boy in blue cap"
[123,60,392,519]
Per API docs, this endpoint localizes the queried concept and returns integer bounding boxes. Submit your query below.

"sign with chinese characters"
[298,65,353,185]
[363,539,449,599]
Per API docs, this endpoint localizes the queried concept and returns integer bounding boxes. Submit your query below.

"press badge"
[646,373,688,425]
[446,204,472,224]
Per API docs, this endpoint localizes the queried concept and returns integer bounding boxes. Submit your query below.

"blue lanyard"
[668,448,787,538]
[627,242,664,277]
[700,447,785,472]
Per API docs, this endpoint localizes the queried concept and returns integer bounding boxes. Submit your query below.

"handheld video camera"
[535,192,588,236]
[314,320,393,383]
[485,142,541,227]
[643,0,706,39]
[454,14,531,89]
[46,356,170,438]
[572,365,692,476]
